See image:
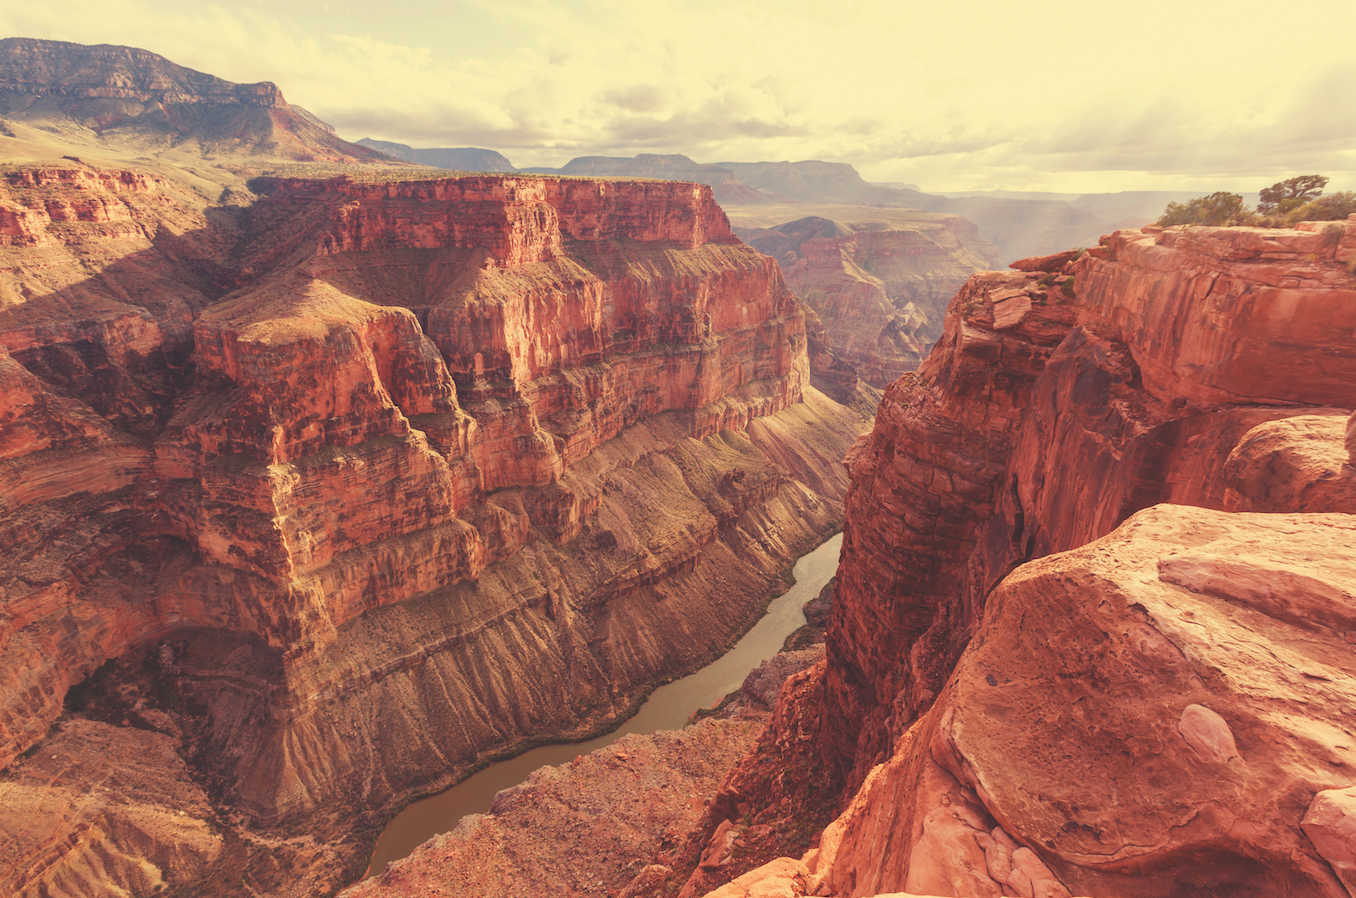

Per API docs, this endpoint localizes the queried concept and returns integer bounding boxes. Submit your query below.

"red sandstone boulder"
[801,505,1356,898]
[1303,787,1356,895]
[1008,248,1082,272]
[1224,413,1356,513]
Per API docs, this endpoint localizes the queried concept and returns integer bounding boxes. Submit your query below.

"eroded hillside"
[660,220,1356,897]
[0,165,873,897]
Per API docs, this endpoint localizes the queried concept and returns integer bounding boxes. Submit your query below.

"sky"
[3,0,1355,194]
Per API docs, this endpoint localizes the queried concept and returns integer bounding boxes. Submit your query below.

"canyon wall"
[738,216,1000,388]
[681,218,1356,897]
[0,166,870,896]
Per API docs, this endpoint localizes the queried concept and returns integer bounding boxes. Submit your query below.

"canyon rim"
[1,33,1355,898]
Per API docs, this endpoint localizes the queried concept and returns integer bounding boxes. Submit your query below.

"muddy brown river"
[362,532,843,878]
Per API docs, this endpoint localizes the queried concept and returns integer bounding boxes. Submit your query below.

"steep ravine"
[667,219,1356,897]
[0,167,873,897]
[737,214,1000,389]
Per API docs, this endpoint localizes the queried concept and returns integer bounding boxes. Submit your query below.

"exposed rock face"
[684,218,1356,896]
[810,507,1356,898]
[0,38,384,161]
[344,719,763,898]
[737,216,1001,387]
[0,720,223,898]
[0,165,870,895]
[1224,414,1356,512]
[825,217,1356,785]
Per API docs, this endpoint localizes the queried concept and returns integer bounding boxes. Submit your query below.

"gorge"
[349,218,1356,898]
[2,35,1355,898]
[667,220,1356,898]
[0,158,872,896]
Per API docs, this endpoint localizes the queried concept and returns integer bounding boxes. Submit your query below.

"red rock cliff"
[0,166,871,896]
[683,218,1356,897]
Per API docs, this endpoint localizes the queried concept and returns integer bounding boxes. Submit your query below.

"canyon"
[0,157,872,896]
[3,35,1356,898]
[475,153,1121,263]
[735,214,999,388]
[672,219,1356,897]
[354,218,1356,898]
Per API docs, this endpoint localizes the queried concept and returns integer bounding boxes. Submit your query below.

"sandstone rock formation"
[0,719,223,898]
[675,218,1356,897]
[0,162,871,896]
[811,506,1356,898]
[346,719,766,898]
[737,216,1000,387]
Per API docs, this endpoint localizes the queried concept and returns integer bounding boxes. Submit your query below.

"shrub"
[1285,191,1356,225]
[1156,192,1246,227]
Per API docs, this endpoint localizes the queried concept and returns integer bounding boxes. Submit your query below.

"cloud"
[2,0,1355,191]
[599,85,668,114]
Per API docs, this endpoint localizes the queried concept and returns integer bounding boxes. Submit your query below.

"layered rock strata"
[0,719,223,898]
[346,720,766,898]
[682,218,1356,896]
[826,218,1356,787]
[0,167,871,896]
[738,216,1000,387]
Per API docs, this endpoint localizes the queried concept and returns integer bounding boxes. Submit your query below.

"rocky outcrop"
[823,217,1356,785]
[738,216,1000,387]
[0,165,871,896]
[807,505,1356,898]
[682,218,1356,896]
[345,719,764,898]
[0,38,385,161]
[1224,414,1356,512]
[0,720,223,898]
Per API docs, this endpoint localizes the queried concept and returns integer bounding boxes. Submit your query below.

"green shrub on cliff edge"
[1156,192,1247,227]
[1154,175,1351,228]
[1284,191,1356,225]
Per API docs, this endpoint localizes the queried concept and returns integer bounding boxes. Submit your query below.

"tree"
[1258,175,1328,214]
[1156,192,1246,227]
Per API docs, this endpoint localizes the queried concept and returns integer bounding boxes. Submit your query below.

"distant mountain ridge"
[0,37,1151,259]
[354,138,516,171]
[521,153,768,204]
[717,160,920,205]
[0,37,385,162]
[512,152,1117,260]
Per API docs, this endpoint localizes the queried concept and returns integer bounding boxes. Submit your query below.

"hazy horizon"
[4,0,1354,195]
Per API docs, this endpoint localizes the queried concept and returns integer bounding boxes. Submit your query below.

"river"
[362,531,843,878]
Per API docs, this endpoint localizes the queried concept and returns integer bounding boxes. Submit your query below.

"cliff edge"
[676,218,1356,897]
[0,165,872,896]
